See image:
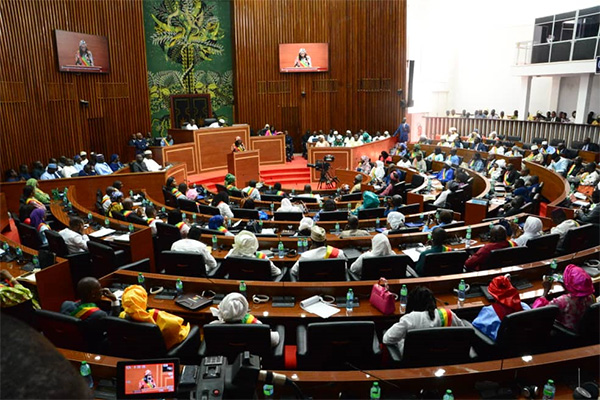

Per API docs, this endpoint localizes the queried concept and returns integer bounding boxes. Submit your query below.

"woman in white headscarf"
[370,160,385,182]
[297,217,314,236]
[209,292,280,347]
[513,216,543,246]
[350,234,396,278]
[276,198,303,213]
[225,231,282,276]
[384,211,405,235]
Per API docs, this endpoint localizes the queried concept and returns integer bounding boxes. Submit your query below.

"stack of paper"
[89,228,116,238]
[300,295,340,319]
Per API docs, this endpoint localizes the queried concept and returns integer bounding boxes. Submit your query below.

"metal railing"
[515,41,533,65]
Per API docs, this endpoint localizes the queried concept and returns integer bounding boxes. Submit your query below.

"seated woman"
[379,170,401,197]
[211,191,234,219]
[165,177,186,200]
[532,264,595,331]
[369,161,385,184]
[383,286,469,356]
[25,178,50,204]
[276,198,303,213]
[297,217,314,236]
[313,199,336,222]
[225,231,281,276]
[22,185,46,211]
[352,191,380,215]
[29,208,51,246]
[224,173,238,190]
[512,216,543,246]
[120,285,190,349]
[107,191,124,218]
[379,151,391,163]
[426,147,444,162]
[350,234,395,278]
[109,154,124,172]
[357,156,372,175]
[209,292,280,347]
[472,275,530,340]
[384,211,405,235]
[208,215,234,237]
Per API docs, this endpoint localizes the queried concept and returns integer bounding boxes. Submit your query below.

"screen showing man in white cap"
[290,225,346,279]
[142,149,162,172]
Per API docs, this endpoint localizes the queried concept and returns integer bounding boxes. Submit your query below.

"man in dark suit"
[575,190,600,227]
[581,138,600,153]
[130,153,148,172]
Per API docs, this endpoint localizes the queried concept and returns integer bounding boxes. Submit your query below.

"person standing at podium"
[231,136,246,153]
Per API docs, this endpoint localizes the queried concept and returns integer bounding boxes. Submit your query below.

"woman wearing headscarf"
[211,191,234,219]
[119,285,191,349]
[208,215,234,237]
[472,275,530,340]
[297,217,314,236]
[107,191,124,218]
[379,170,400,197]
[25,178,50,204]
[209,292,280,347]
[350,234,395,278]
[410,144,423,159]
[352,191,380,215]
[225,231,281,276]
[370,161,385,183]
[29,208,51,246]
[109,154,124,172]
[383,286,469,356]
[22,185,46,211]
[276,198,303,213]
[379,151,391,163]
[224,173,238,190]
[358,156,372,175]
[384,211,405,235]
[532,264,596,331]
[512,216,543,246]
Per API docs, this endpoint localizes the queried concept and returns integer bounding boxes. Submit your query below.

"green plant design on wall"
[144,0,233,137]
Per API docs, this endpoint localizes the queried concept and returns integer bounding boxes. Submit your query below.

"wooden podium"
[227,150,260,188]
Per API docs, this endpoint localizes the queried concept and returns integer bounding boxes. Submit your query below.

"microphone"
[258,370,288,386]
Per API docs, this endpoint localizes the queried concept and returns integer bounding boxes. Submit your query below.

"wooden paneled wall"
[0,0,150,173]
[233,0,407,150]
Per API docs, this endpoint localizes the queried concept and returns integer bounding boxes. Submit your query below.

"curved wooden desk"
[408,142,522,170]
[523,160,570,208]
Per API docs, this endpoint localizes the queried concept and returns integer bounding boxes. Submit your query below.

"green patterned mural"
[143,0,233,137]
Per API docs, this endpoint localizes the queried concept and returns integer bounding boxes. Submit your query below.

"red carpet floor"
[188,156,314,192]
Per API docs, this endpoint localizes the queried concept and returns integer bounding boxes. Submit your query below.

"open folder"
[300,295,340,319]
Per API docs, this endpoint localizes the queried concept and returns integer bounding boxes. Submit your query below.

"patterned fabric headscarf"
[563,264,594,297]
[224,174,236,185]
[229,230,259,257]
[208,215,225,230]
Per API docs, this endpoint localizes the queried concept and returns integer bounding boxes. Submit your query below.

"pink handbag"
[369,277,396,315]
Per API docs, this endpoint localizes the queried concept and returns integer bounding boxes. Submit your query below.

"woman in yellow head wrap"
[119,285,190,349]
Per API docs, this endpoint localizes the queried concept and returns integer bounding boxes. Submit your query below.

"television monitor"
[279,43,329,73]
[54,29,110,73]
[116,358,179,399]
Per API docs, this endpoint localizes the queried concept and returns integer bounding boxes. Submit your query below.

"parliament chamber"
[1,0,600,399]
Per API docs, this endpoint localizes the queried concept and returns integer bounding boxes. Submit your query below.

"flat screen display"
[117,359,178,399]
[54,29,110,73]
[279,43,329,73]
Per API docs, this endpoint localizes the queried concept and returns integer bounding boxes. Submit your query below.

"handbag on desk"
[370,278,396,315]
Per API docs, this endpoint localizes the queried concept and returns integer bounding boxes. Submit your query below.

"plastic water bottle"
[263,384,274,399]
[239,281,247,298]
[513,217,519,224]
[128,223,134,233]
[16,247,23,263]
[297,238,303,254]
[270,202,274,213]
[346,288,354,312]
[32,255,39,268]
[129,190,134,197]
[192,213,197,224]
[550,259,557,273]
[335,222,340,234]
[427,232,432,242]
[489,222,494,232]
[212,234,218,251]
[458,279,466,303]
[161,206,166,213]
[104,218,110,228]
[419,213,424,222]
[465,226,472,248]
[278,241,285,259]
[427,178,432,192]
[292,188,296,195]
[347,203,351,212]
[376,218,381,229]
[400,284,408,313]
[542,379,556,400]
[370,382,381,399]
[181,212,187,222]
[442,389,454,400]
[258,220,263,231]
[303,238,308,253]
[137,272,145,288]
[87,212,93,222]
[175,279,183,296]
[80,361,93,388]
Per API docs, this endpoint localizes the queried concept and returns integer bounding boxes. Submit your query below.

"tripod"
[317,166,339,189]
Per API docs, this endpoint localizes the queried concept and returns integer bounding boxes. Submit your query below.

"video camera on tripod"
[307,154,339,189]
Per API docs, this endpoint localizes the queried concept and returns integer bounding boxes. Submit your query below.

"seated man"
[550,208,579,249]
[415,227,450,276]
[472,275,530,340]
[142,150,162,172]
[433,181,459,208]
[468,153,485,173]
[267,182,286,197]
[339,215,370,238]
[497,196,525,218]
[511,179,532,202]
[242,180,261,201]
[525,145,544,164]
[435,161,454,184]
[547,152,569,176]
[102,186,116,212]
[171,226,218,274]
[501,164,519,187]
[446,149,460,166]
[350,174,363,194]
[61,277,120,335]
[40,163,61,180]
[465,225,517,271]
[59,217,89,253]
[566,157,584,183]
[296,184,322,202]
[519,167,532,186]
[291,226,346,279]
[423,209,454,233]
[144,206,160,235]
[130,153,148,173]
[574,190,600,227]
[0,270,39,310]
[577,162,599,186]
[94,154,113,176]
[120,285,190,349]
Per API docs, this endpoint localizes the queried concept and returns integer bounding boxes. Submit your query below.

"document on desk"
[112,234,130,242]
[89,228,116,238]
[403,247,425,263]
[573,200,590,207]
[300,295,340,319]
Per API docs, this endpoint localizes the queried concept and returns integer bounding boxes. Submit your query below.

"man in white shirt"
[208,118,225,128]
[80,151,89,166]
[242,180,261,201]
[184,120,198,130]
[142,150,162,172]
[296,184,322,203]
[170,226,218,273]
[59,217,89,253]
[290,226,346,279]
[549,208,579,249]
